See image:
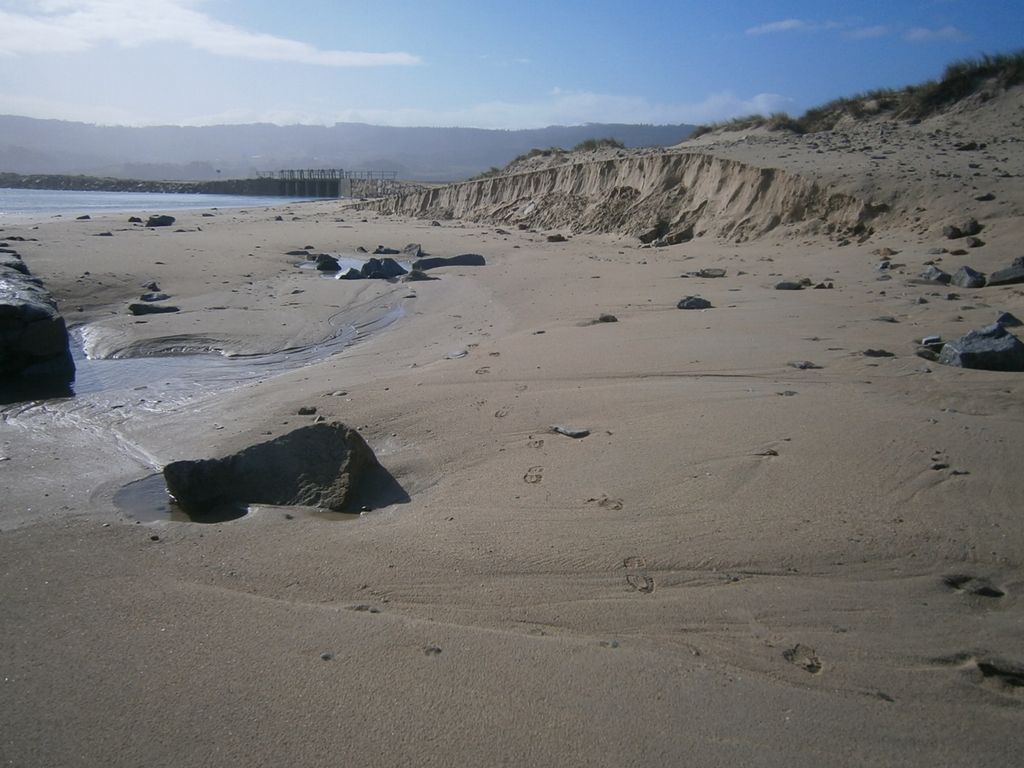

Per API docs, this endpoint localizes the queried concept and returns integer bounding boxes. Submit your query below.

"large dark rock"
[0,263,75,395]
[314,254,341,271]
[163,422,381,515]
[938,323,1024,371]
[360,257,407,279]
[411,254,486,270]
[145,215,176,227]
[987,264,1024,287]
[951,266,986,289]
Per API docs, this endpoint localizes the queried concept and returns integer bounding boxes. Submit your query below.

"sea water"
[0,187,318,220]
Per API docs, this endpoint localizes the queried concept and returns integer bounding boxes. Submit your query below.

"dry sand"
[2,93,1024,767]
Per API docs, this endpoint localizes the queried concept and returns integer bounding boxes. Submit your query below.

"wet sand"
[3,111,1024,766]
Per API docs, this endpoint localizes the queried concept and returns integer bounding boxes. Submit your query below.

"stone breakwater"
[0,242,75,398]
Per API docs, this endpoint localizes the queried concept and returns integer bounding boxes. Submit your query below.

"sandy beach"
[3,87,1024,767]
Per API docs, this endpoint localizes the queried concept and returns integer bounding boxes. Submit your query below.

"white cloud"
[746,19,814,36]
[905,25,967,42]
[846,25,889,40]
[0,0,420,65]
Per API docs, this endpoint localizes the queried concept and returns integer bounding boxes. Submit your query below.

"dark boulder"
[951,266,986,289]
[0,265,75,395]
[163,422,381,515]
[938,323,1024,371]
[360,257,407,279]
[677,296,712,310]
[314,254,341,272]
[145,215,176,228]
[373,245,400,255]
[337,267,363,280]
[412,254,486,271]
[128,216,143,223]
[987,264,1024,287]
[0,254,28,275]
[996,311,1022,328]
[546,234,567,243]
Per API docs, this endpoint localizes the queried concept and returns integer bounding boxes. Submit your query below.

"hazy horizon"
[1,0,1021,130]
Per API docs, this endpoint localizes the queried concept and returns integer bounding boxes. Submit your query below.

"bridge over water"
[199,169,419,199]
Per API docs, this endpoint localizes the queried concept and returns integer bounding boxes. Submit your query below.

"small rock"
[298,406,317,416]
[987,264,1024,287]
[551,425,590,439]
[128,303,179,315]
[546,234,567,243]
[597,313,618,323]
[677,296,712,310]
[951,266,986,289]
[863,349,895,357]
[788,361,822,370]
[145,215,175,228]
[774,281,803,290]
[995,311,1022,328]
[920,265,951,284]
[965,236,985,248]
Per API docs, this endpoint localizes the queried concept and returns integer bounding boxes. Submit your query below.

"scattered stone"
[974,192,995,201]
[360,257,407,279]
[163,422,381,515]
[987,264,1024,287]
[128,216,143,223]
[298,406,317,416]
[337,267,362,280]
[285,249,310,256]
[874,316,899,323]
[942,225,963,240]
[139,292,171,302]
[597,313,618,323]
[995,311,1022,328]
[863,349,895,357]
[951,266,986,289]
[813,282,834,289]
[412,254,485,270]
[145,215,175,228]
[965,236,985,248]
[430,220,441,227]
[774,281,803,290]
[920,265,952,284]
[401,243,423,259]
[546,234,568,243]
[314,254,341,272]
[938,323,1024,371]
[551,425,590,439]
[677,296,712,310]
[128,303,180,315]
[94,232,113,237]
[788,360,822,369]
[961,218,983,237]
[75,214,90,220]
[373,245,400,255]
[682,268,726,278]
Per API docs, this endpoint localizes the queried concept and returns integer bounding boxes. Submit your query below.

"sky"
[0,0,1021,128]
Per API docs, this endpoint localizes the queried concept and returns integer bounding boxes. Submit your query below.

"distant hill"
[0,116,695,182]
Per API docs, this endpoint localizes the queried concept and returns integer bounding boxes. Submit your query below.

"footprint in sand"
[528,438,545,449]
[587,495,624,511]
[783,643,823,674]
[624,555,655,594]
[524,466,544,484]
[494,405,511,418]
[934,652,1024,696]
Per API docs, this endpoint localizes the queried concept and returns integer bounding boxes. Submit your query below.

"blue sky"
[0,0,1021,127]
